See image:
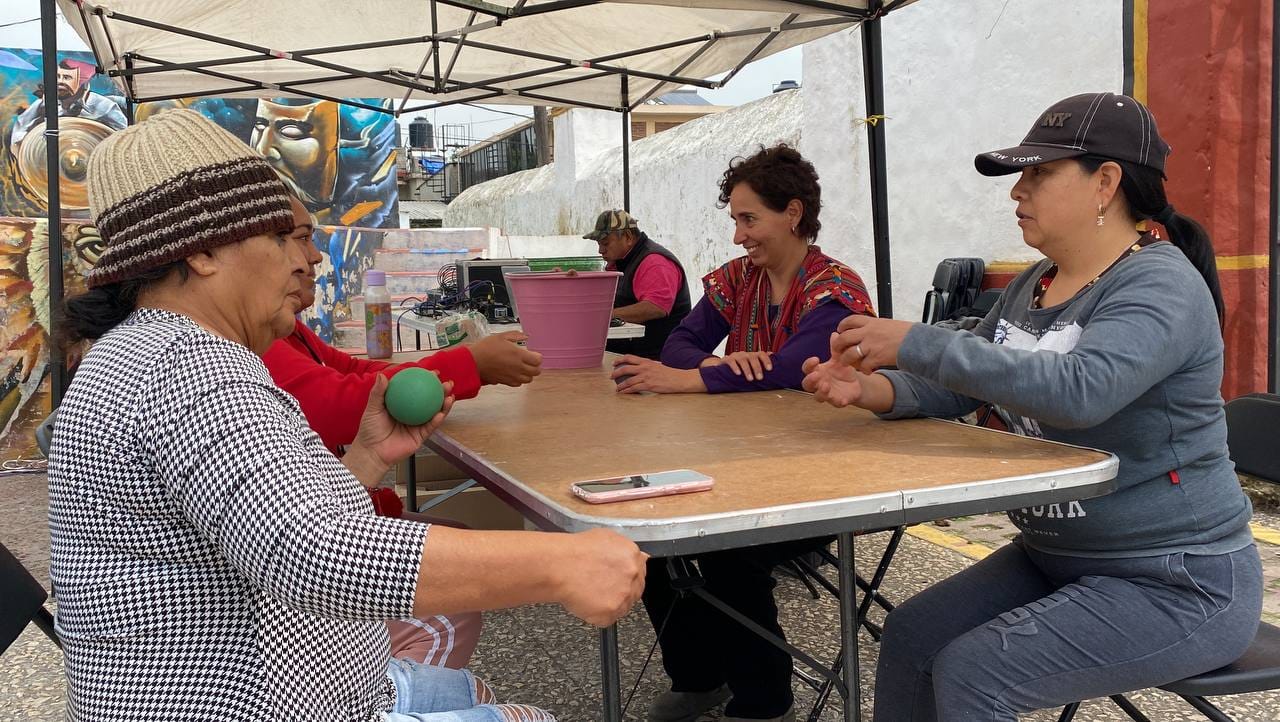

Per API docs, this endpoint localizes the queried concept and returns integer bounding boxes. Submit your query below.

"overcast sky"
[1,2,803,144]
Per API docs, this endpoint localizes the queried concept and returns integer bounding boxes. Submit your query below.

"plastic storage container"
[526,256,607,273]
[503,271,622,369]
[364,269,393,359]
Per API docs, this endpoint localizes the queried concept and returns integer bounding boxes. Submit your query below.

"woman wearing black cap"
[802,93,1262,719]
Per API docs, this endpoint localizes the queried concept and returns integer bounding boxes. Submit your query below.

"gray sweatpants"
[872,538,1263,721]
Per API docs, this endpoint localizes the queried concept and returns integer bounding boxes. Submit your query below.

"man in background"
[584,209,691,359]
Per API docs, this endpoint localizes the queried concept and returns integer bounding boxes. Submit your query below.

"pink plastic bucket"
[504,271,622,369]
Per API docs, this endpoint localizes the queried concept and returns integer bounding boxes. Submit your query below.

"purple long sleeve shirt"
[660,298,854,393]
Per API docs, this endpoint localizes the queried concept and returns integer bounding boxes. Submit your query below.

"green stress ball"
[384,368,445,426]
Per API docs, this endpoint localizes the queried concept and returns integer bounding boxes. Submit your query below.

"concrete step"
[350,293,421,319]
[334,320,423,352]
[374,247,472,273]
[334,321,366,350]
[380,226,496,251]
[497,235,599,259]
[382,270,442,296]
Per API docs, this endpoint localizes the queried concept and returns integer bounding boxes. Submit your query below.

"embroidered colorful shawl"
[702,245,875,354]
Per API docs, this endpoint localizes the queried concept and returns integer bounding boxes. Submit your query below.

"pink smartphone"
[571,469,714,504]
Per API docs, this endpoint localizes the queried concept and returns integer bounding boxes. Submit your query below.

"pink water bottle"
[364,270,393,359]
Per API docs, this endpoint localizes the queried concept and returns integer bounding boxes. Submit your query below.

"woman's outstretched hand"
[802,353,865,408]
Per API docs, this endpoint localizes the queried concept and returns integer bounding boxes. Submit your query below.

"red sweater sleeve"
[263,320,482,454]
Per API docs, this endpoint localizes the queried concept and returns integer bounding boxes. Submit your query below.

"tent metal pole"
[430,0,443,92]
[622,74,631,212]
[590,34,713,64]
[292,35,430,57]
[41,0,67,408]
[442,11,479,85]
[1270,0,1279,393]
[114,53,274,76]
[95,7,127,78]
[718,14,798,88]
[430,0,512,18]
[126,53,405,113]
[633,38,719,106]
[123,55,135,124]
[861,2,893,318]
[74,0,106,73]
[514,91,616,111]
[107,12,435,94]
[441,63,574,93]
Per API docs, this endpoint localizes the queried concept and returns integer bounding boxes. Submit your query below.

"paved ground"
[3,470,1279,721]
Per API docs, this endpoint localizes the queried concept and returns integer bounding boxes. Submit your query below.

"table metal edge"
[426,430,904,543]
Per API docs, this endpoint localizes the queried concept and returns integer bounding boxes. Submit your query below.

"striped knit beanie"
[85,108,294,288]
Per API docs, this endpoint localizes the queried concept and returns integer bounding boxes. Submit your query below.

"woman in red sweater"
[263,191,543,669]
[263,215,541,456]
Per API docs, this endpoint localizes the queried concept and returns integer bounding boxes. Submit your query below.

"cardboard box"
[409,485,526,531]
[396,450,472,491]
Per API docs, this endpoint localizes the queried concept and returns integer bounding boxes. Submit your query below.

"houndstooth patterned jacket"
[48,309,429,721]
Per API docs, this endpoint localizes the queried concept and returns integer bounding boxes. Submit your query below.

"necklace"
[1032,235,1156,309]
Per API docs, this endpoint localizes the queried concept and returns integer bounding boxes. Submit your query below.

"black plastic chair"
[921,258,985,325]
[1225,393,1280,483]
[0,541,60,653]
[1057,622,1280,722]
[34,409,57,459]
[1060,393,1280,720]
[4,412,62,654]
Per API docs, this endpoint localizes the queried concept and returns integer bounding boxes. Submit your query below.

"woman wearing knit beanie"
[48,108,647,722]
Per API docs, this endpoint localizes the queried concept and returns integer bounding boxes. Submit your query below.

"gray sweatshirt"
[882,241,1253,558]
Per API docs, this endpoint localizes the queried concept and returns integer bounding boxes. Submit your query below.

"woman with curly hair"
[624,144,874,722]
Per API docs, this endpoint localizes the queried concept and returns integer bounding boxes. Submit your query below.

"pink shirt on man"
[610,254,683,313]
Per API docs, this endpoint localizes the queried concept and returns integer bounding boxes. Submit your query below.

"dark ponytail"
[58,260,189,351]
[1079,155,1225,324]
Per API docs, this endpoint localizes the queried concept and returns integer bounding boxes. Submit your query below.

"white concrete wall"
[448,89,804,304]
[446,0,1123,318]
[802,0,1123,320]
[491,235,598,259]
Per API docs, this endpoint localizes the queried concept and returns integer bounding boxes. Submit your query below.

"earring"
[1096,204,1105,227]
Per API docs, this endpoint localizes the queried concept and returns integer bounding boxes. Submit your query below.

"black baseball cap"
[975,92,1171,177]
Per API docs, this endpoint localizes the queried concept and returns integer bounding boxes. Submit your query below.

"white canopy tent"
[56,0,904,110]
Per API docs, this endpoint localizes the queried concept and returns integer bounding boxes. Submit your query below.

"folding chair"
[1057,623,1280,722]
[922,258,985,325]
[650,537,887,721]
[786,527,905,722]
[35,409,57,458]
[6,412,62,654]
[0,541,60,654]
[1059,392,1280,720]
[1225,393,1280,483]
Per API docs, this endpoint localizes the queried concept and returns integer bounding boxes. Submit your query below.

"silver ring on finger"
[855,343,864,359]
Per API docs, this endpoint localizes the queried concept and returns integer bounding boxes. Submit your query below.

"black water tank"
[409,116,434,149]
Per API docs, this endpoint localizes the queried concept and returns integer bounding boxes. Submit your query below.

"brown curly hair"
[716,143,822,241]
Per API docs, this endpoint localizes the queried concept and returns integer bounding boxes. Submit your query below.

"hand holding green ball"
[384,368,446,426]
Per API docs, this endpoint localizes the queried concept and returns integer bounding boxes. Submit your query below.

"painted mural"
[0,48,406,460]
[301,225,383,341]
[2,48,400,228]
[0,217,96,462]
[1,49,125,219]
